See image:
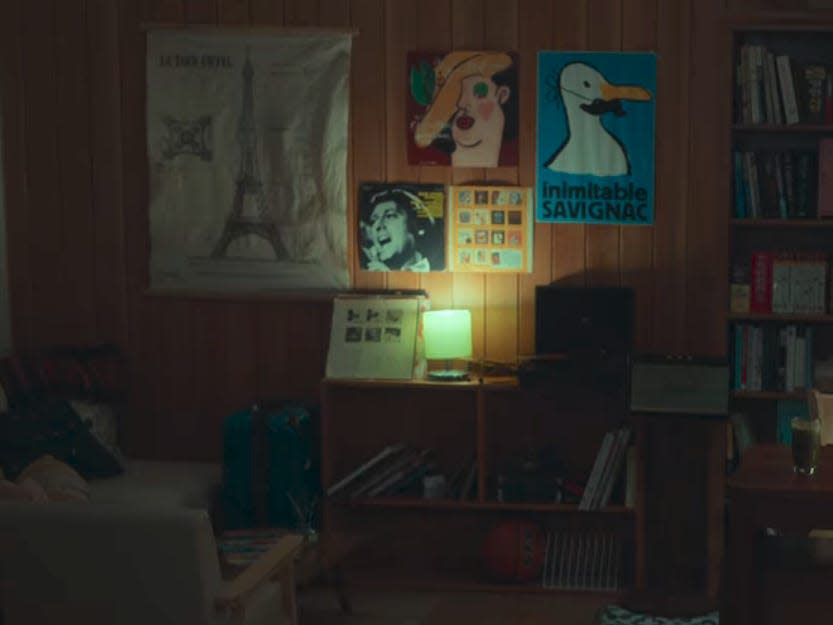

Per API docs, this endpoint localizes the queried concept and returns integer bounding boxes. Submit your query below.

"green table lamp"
[423,309,472,381]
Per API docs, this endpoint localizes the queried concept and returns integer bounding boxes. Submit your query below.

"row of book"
[730,323,815,393]
[735,251,829,315]
[733,150,818,219]
[578,426,631,511]
[541,528,623,591]
[735,43,830,126]
[326,443,438,500]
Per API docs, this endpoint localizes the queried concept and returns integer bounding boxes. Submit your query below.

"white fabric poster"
[146,30,351,291]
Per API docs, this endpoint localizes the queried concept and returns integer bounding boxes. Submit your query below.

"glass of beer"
[791,417,822,475]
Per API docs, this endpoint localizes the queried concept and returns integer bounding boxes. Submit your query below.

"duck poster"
[536,52,656,225]
[407,51,519,167]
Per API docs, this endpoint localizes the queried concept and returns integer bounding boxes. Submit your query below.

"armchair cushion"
[87,459,222,509]
[0,397,123,480]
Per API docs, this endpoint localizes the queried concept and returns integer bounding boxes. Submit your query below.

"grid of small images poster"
[325,296,423,379]
[447,186,534,272]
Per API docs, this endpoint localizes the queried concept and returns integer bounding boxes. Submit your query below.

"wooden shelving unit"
[727,22,833,444]
[319,376,644,593]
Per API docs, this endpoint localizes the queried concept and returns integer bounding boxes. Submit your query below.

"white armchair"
[0,502,302,625]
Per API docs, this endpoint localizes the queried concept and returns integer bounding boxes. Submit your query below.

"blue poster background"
[536,51,656,225]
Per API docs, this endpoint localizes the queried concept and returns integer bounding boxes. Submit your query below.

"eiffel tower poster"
[146,30,351,291]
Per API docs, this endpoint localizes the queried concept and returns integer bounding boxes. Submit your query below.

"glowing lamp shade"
[423,309,472,381]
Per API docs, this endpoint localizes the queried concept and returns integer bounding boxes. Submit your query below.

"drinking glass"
[791,417,822,475]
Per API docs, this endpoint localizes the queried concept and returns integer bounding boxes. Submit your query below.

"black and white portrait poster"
[357,182,446,272]
[146,29,351,291]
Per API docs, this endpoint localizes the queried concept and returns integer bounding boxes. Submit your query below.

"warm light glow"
[423,309,472,360]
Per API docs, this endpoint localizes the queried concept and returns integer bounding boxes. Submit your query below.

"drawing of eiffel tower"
[211,51,286,260]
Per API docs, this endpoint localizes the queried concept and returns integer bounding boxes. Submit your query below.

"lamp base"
[427,369,470,382]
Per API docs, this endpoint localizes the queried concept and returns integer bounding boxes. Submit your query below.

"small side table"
[723,444,833,625]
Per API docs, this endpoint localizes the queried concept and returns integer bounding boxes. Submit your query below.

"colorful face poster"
[446,185,533,273]
[536,52,656,225]
[358,183,446,272]
[407,51,519,167]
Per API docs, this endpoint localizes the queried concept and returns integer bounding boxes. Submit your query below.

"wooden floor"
[297,586,612,625]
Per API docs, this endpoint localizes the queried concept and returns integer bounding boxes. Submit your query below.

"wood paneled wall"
[4,0,802,461]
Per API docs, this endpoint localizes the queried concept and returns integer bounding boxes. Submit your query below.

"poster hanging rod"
[141,23,359,37]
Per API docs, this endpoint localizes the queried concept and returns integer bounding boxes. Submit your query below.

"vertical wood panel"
[250,0,282,24]
[621,0,657,352]
[585,0,622,288]
[483,0,519,364]
[120,0,156,456]
[256,302,290,398]
[0,0,30,352]
[284,0,318,26]
[451,0,487,361]
[149,0,196,459]
[186,0,217,22]
[318,0,349,27]
[687,0,727,357]
[191,300,227,458]
[185,0,227,461]
[351,0,387,291]
[89,0,129,349]
[385,1,421,293]
[56,0,96,344]
[517,0,553,357]
[416,0,455,312]
[653,0,689,353]
[287,301,331,397]
[0,0,746,464]
[551,0,587,286]
[22,0,64,347]
[224,301,258,414]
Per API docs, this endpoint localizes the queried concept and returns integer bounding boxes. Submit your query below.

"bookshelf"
[728,22,833,447]
[319,376,645,593]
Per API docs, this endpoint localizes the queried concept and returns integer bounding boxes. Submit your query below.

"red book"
[750,251,773,313]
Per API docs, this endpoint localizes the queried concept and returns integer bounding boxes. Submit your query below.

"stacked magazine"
[579,426,631,510]
[326,443,437,500]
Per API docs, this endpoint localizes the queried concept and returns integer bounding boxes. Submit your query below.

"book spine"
[776,54,800,125]
[750,251,773,313]
[818,139,833,217]
[579,432,614,511]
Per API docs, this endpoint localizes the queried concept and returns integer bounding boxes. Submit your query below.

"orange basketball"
[481,519,547,582]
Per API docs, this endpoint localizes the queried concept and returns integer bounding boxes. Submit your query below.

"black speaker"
[535,285,633,355]
[533,285,634,392]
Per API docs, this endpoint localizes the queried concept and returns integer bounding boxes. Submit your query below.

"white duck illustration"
[545,62,651,177]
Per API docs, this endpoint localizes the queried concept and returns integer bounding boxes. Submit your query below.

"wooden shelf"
[321,376,518,391]
[732,123,833,133]
[321,376,643,593]
[346,496,636,516]
[731,391,807,400]
[730,219,833,227]
[728,312,833,322]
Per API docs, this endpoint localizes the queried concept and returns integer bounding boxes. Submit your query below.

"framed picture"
[326,294,430,379]
[536,51,656,225]
[446,185,533,273]
[357,183,446,272]
[146,29,352,291]
[407,50,519,167]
